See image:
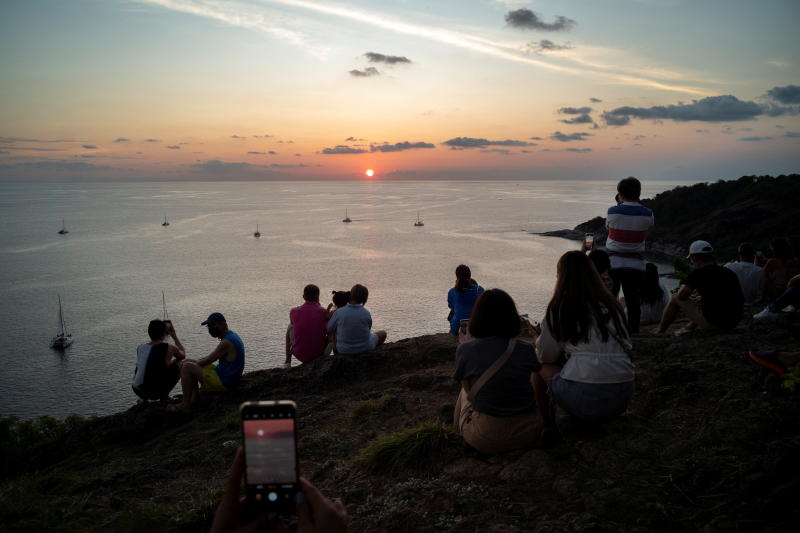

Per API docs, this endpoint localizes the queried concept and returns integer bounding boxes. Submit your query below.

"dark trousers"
[610,268,644,334]
[771,286,800,312]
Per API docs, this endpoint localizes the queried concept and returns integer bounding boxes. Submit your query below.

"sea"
[0,179,689,419]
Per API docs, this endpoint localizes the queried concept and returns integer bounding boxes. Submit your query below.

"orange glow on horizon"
[365,168,374,177]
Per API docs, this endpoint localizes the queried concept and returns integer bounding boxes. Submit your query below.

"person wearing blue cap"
[168,312,245,413]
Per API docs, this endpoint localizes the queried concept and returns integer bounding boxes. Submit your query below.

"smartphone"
[240,401,300,516]
[584,233,594,247]
[459,318,469,335]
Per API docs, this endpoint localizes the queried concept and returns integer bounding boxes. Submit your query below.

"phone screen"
[585,233,594,246]
[242,403,298,513]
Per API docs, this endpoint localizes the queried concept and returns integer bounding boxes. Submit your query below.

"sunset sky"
[1,0,798,180]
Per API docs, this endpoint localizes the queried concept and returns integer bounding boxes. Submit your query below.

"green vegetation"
[349,393,401,421]
[351,422,456,475]
[0,414,88,477]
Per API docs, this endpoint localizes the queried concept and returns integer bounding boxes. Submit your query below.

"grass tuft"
[349,394,400,422]
[351,422,455,475]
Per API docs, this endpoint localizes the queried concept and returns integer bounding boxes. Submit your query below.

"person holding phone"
[453,289,548,454]
[132,319,186,404]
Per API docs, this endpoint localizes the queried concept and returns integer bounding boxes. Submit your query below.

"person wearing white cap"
[657,240,744,335]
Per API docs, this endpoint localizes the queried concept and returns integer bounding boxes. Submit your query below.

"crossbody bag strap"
[467,338,516,404]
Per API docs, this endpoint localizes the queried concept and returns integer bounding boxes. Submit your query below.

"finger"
[298,477,326,508]
[223,447,245,507]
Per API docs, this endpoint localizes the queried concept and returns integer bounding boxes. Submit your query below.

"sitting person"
[132,319,186,403]
[327,290,350,320]
[588,249,615,294]
[535,251,634,423]
[724,242,765,307]
[453,288,547,454]
[657,241,744,334]
[283,284,329,368]
[326,284,387,355]
[447,264,484,336]
[754,273,800,319]
[763,237,800,301]
[169,312,245,413]
[638,263,670,325]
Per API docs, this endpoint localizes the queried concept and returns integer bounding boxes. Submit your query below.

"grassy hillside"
[2,313,799,532]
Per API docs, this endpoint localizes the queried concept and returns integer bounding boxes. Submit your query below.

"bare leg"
[657,296,680,334]
[284,325,293,366]
[170,361,202,412]
[375,330,387,347]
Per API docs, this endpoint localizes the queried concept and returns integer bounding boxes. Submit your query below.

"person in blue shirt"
[168,312,245,413]
[326,284,387,355]
[448,264,484,335]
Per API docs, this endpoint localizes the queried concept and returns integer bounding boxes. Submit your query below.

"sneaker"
[280,363,290,369]
[748,350,787,376]
[674,326,693,337]
[781,304,796,313]
[753,306,779,320]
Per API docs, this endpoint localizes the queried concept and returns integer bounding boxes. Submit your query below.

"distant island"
[537,174,800,262]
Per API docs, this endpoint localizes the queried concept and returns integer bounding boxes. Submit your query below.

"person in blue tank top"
[168,312,245,413]
[448,264,484,335]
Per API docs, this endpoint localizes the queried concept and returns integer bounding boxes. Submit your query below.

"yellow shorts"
[201,365,227,392]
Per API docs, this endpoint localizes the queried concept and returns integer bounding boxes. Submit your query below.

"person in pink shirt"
[283,284,329,367]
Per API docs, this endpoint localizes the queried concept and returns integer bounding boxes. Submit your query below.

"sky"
[0,0,798,181]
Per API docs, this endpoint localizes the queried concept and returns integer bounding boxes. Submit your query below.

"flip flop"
[748,350,787,376]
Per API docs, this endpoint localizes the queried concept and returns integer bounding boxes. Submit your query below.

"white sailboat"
[58,219,69,235]
[414,211,424,227]
[342,209,352,223]
[162,215,170,226]
[254,223,261,238]
[50,295,73,350]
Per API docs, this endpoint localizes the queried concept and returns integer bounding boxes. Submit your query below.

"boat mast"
[162,291,169,320]
[58,294,67,335]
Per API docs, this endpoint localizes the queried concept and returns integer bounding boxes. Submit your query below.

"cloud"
[230,135,247,139]
[364,52,411,64]
[320,145,368,154]
[559,106,592,115]
[602,95,764,125]
[370,141,435,152]
[144,139,161,143]
[269,150,277,154]
[766,84,800,105]
[696,129,709,133]
[785,131,800,138]
[165,145,181,149]
[589,97,602,103]
[505,9,576,31]
[270,163,308,168]
[252,134,273,138]
[550,131,592,142]
[529,136,543,140]
[345,136,365,141]
[0,160,113,171]
[565,148,592,153]
[560,114,593,125]
[738,136,773,141]
[633,135,646,140]
[349,67,380,77]
[113,138,130,143]
[247,151,266,155]
[442,137,536,148]
[526,39,573,54]
[193,160,252,173]
[82,144,97,149]
[0,136,79,144]
[480,148,511,154]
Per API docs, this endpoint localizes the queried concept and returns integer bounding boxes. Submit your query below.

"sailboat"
[58,219,69,235]
[162,215,170,227]
[50,294,73,350]
[342,209,352,223]
[254,223,261,238]
[414,211,424,227]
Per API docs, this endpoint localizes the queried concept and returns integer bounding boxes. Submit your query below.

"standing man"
[284,284,329,367]
[657,240,744,334]
[169,312,245,413]
[132,319,186,403]
[723,242,765,307]
[606,177,654,334]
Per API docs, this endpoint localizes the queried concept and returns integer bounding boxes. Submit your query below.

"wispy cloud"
[443,137,536,148]
[113,137,130,143]
[550,131,592,142]
[137,0,711,95]
[370,141,434,152]
[349,67,380,77]
[365,52,411,64]
[320,145,367,154]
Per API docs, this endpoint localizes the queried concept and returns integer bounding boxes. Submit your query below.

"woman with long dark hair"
[638,263,669,325]
[535,251,634,422]
[453,289,546,454]
[447,264,484,335]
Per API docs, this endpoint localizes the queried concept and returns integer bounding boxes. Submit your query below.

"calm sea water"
[0,179,686,419]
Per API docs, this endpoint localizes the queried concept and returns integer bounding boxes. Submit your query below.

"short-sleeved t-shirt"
[290,301,328,363]
[453,337,541,417]
[447,284,484,335]
[683,264,744,329]
[327,304,373,354]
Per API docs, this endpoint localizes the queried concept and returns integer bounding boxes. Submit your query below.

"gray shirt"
[453,337,540,417]
[327,304,373,354]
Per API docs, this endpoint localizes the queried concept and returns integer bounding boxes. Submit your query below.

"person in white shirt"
[533,251,634,423]
[724,242,765,307]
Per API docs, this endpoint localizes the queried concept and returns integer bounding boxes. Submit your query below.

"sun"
[365,168,374,177]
